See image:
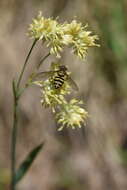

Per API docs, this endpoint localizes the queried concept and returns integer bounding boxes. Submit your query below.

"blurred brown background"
[1,0,127,189]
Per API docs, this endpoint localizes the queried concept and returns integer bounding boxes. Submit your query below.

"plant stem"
[17,39,38,89]
[11,82,18,190]
[11,39,37,190]
[37,52,50,69]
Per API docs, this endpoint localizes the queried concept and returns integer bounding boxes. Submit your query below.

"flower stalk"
[37,52,50,69]
[11,39,37,190]
[17,39,38,89]
[11,81,19,190]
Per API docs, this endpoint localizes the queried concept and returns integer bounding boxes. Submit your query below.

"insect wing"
[67,76,79,91]
[33,71,56,80]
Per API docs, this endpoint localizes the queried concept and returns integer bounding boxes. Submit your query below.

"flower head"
[28,12,99,59]
[28,12,66,57]
[56,99,88,131]
[63,20,99,58]
[31,62,72,111]
[39,78,69,112]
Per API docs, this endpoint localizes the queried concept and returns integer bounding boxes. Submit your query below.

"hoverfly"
[33,65,78,91]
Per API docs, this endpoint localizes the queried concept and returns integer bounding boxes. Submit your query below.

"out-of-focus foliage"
[1,0,127,190]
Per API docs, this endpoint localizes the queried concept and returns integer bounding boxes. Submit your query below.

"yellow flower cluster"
[28,12,99,58]
[28,13,99,130]
[62,20,99,58]
[56,99,88,131]
[35,78,70,112]
[31,62,88,130]
[33,63,71,109]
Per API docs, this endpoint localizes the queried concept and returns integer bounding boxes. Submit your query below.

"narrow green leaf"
[14,143,44,185]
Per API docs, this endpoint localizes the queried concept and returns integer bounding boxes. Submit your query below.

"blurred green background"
[0,0,127,189]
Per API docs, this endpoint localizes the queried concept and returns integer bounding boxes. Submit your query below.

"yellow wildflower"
[63,20,99,58]
[28,12,99,59]
[56,99,88,131]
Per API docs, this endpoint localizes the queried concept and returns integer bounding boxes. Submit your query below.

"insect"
[34,65,78,91]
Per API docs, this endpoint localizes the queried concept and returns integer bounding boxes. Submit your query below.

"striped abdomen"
[53,71,66,89]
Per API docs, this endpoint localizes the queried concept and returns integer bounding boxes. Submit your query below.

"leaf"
[14,143,44,185]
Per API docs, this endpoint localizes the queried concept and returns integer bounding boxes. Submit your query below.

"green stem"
[37,52,50,69]
[17,39,38,88]
[11,82,18,190]
[11,39,37,190]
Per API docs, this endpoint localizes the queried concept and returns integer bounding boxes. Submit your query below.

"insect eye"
[60,65,67,71]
